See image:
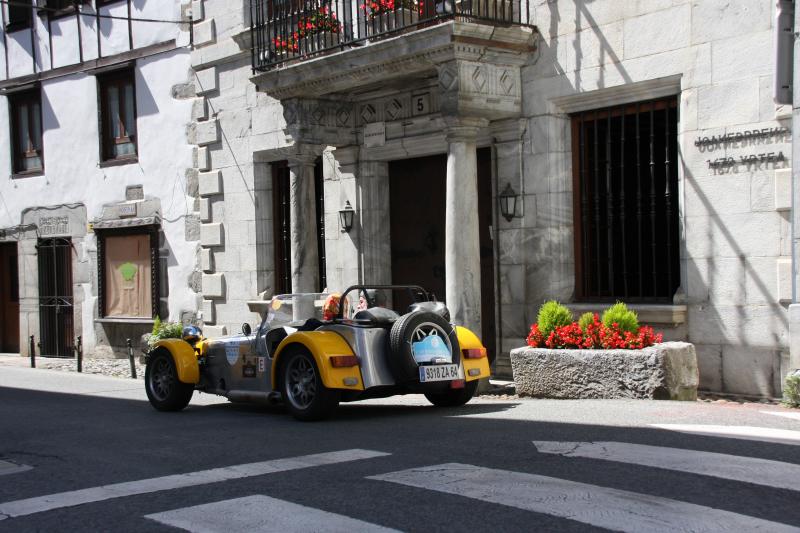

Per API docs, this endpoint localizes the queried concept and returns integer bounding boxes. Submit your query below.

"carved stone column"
[444,117,488,337]
[286,146,322,293]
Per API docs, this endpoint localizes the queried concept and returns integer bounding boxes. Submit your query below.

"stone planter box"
[510,342,699,401]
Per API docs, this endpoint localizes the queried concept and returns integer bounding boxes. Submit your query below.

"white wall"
[0,47,196,352]
[522,0,792,396]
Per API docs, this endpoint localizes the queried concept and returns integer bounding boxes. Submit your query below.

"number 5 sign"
[412,93,430,116]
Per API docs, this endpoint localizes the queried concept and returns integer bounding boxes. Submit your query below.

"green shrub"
[578,312,595,332]
[784,373,800,408]
[147,317,184,351]
[601,302,639,334]
[537,301,573,336]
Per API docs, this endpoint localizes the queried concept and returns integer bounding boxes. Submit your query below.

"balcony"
[250,0,532,71]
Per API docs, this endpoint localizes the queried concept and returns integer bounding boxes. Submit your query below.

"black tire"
[389,311,460,383]
[425,379,479,407]
[145,349,194,412]
[280,348,340,421]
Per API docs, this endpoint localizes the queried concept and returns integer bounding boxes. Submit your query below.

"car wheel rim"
[286,355,317,410]
[149,358,174,402]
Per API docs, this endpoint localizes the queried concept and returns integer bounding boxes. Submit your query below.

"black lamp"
[339,201,355,233]
[499,183,518,222]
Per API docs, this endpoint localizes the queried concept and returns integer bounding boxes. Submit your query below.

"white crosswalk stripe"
[146,494,400,533]
[0,460,31,477]
[369,463,799,532]
[533,441,800,491]
[0,449,389,521]
[650,424,800,445]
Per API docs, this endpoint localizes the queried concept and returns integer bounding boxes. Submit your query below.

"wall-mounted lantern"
[498,183,519,222]
[339,201,355,233]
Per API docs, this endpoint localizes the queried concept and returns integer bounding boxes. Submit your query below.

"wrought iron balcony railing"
[251,0,531,71]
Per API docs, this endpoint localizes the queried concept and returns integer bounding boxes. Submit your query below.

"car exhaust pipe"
[225,390,282,404]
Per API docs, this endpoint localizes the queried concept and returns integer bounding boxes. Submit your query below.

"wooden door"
[389,149,496,362]
[0,243,20,353]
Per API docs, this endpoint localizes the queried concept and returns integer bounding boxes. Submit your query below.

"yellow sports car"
[144,285,490,421]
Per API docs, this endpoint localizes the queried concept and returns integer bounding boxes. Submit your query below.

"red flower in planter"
[526,324,544,348]
[527,313,662,351]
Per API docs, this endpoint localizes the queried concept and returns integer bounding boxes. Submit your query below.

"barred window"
[571,97,680,302]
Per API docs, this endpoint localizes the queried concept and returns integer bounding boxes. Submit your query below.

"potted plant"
[510,301,698,400]
[271,34,299,60]
[296,5,342,53]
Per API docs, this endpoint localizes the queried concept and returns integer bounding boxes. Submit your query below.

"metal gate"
[37,237,74,357]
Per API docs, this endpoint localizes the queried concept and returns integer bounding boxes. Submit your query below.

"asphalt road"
[1,367,799,532]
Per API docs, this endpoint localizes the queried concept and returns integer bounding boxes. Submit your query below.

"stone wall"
[519,1,792,397]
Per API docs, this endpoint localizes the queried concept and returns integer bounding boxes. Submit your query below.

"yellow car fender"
[271,331,364,391]
[455,326,490,382]
[152,339,200,384]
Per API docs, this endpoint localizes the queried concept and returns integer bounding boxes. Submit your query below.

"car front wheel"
[281,348,340,421]
[145,349,194,412]
[424,379,478,407]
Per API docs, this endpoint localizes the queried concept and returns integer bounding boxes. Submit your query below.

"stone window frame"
[553,76,684,305]
[8,88,45,178]
[96,68,139,166]
[95,226,160,319]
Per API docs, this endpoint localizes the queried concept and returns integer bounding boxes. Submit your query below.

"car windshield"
[263,293,328,330]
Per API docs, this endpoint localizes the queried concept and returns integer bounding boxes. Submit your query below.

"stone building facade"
[189,0,795,397]
[0,1,199,358]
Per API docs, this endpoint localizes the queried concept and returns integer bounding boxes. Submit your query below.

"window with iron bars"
[571,97,680,303]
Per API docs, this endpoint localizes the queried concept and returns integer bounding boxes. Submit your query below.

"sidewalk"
[0,353,144,380]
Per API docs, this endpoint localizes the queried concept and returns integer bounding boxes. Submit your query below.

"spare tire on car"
[388,311,460,383]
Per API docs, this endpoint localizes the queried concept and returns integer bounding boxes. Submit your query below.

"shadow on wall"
[41,88,61,131]
[681,148,789,396]
[543,0,633,92]
[135,71,159,117]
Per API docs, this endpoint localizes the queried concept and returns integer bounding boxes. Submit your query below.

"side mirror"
[242,323,252,336]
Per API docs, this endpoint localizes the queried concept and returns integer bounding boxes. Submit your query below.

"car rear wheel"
[424,380,478,407]
[281,348,340,421]
[388,311,460,383]
[145,349,194,411]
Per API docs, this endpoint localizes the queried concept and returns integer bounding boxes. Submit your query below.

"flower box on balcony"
[366,8,419,35]
[298,30,338,54]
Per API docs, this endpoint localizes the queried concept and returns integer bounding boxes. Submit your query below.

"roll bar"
[336,285,434,320]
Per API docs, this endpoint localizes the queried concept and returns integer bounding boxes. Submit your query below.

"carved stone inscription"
[39,216,69,236]
[698,127,792,174]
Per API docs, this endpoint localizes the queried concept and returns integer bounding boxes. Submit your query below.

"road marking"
[146,494,400,532]
[534,441,800,491]
[650,424,800,445]
[370,463,798,532]
[762,411,800,422]
[0,461,31,477]
[0,449,388,521]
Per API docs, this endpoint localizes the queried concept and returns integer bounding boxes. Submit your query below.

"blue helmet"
[182,325,203,342]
